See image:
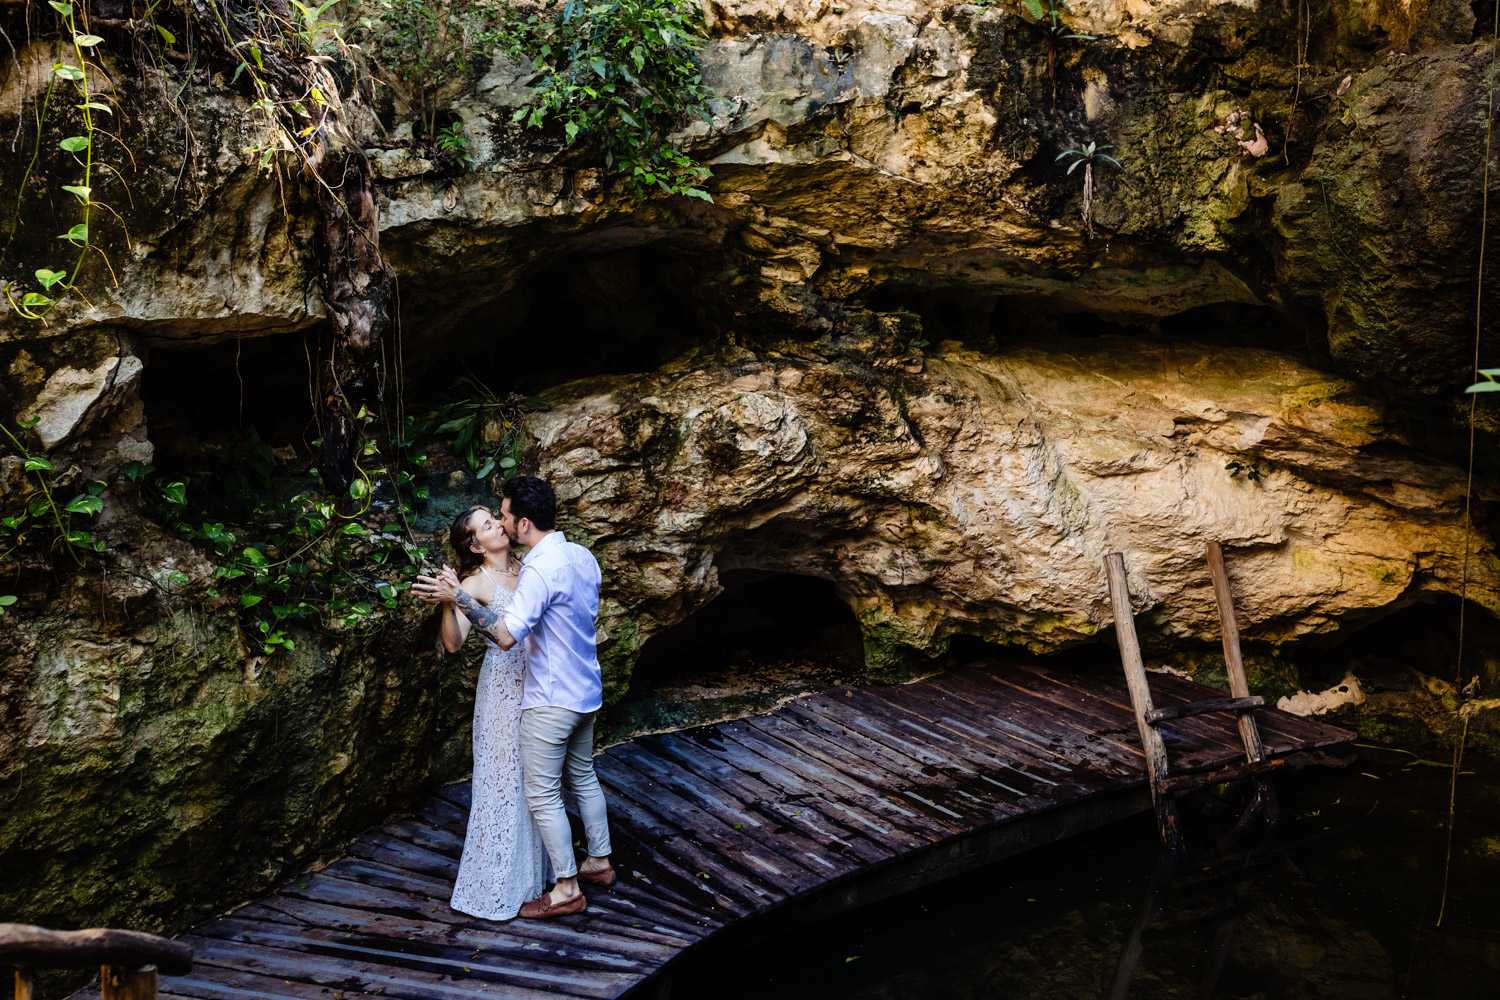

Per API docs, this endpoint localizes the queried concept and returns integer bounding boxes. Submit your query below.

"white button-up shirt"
[502,531,604,713]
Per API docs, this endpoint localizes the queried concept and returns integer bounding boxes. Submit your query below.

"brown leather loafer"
[577,865,616,888]
[519,889,587,919]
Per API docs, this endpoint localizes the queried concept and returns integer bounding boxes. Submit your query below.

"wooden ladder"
[1104,541,1281,851]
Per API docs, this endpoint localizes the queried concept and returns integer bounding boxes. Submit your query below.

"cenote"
[9,0,1500,998]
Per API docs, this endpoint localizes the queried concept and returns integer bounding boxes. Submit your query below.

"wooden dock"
[75,660,1352,1000]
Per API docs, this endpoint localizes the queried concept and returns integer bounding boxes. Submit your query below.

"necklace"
[491,557,520,578]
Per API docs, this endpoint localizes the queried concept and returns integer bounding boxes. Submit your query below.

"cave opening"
[400,245,729,396]
[600,570,868,744]
[140,331,318,468]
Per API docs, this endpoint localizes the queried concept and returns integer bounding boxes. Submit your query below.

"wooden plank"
[593,761,821,895]
[345,834,458,881]
[924,671,1140,777]
[234,890,690,963]
[592,784,769,916]
[966,665,1177,767]
[739,711,1016,828]
[633,735,891,866]
[840,682,1111,801]
[281,871,697,950]
[605,743,861,882]
[162,961,388,1000]
[1145,696,1264,724]
[195,914,666,984]
[672,728,940,850]
[1104,551,1182,848]
[184,935,597,1000]
[1004,663,1247,769]
[1206,540,1269,767]
[715,716,986,832]
[1141,670,1350,750]
[706,722,962,843]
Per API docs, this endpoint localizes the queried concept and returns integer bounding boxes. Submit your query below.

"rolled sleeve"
[502,564,548,642]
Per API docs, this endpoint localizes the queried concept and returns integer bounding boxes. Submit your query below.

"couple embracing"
[413,476,614,920]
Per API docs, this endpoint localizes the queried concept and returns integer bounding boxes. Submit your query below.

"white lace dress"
[450,569,553,920]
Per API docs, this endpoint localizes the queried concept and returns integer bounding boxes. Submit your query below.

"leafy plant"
[1055,140,1121,236]
[1,419,107,570]
[349,0,506,144]
[1465,369,1500,394]
[1019,0,1094,103]
[434,379,547,481]
[1225,460,1265,483]
[3,1,120,321]
[136,417,431,655]
[505,0,716,200]
[435,121,475,169]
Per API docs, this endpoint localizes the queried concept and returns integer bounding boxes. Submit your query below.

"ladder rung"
[1157,757,1285,796]
[1145,696,1264,725]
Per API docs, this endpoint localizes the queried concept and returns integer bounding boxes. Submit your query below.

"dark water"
[671,747,1500,999]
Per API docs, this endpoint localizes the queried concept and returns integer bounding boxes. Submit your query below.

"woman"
[436,506,552,920]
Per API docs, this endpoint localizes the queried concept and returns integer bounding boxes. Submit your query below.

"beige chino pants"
[519,706,612,879]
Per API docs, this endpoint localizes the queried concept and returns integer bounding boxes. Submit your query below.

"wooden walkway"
[78,660,1352,1000]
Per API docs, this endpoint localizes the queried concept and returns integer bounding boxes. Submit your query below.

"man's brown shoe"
[577,865,616,888]
[519,889,587,919]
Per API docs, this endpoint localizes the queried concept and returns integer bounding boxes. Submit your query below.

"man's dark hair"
[503,476,557,531]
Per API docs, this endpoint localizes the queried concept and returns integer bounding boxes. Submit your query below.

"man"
[414,476,614,918]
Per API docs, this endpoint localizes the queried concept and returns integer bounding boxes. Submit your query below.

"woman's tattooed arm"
[454,588,519,650]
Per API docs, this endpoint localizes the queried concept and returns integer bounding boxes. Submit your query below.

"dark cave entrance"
[401,246,730,394]
[600,571,868,744]
[139,330,319,476]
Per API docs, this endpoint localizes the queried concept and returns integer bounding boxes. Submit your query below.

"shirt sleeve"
[503,563,549,642]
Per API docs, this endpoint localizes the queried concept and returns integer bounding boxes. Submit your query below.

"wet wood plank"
[103,660,1351,1000]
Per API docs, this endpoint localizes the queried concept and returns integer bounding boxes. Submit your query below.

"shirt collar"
[521,530,564,565]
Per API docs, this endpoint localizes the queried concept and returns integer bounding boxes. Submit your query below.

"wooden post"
[14,969,34,1000]
[1104,552,1181,849]
[1205,540,1279,825]
[101,964,157,1000]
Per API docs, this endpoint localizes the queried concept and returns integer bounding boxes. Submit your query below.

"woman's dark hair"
[502,476,557,531]
[448,506,491,580]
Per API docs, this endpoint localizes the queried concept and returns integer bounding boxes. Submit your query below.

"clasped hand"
[413,565,462,603]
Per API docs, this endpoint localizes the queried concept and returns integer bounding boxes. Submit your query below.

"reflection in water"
[676,748,1500,999]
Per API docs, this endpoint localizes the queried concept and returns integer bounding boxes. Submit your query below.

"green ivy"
[0,418,107,570]
[505,0,715,200]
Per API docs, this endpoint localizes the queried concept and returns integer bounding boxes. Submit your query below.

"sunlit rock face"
[524,331,1493,690]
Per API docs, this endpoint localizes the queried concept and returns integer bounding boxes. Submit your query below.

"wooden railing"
[0,924,192,1000]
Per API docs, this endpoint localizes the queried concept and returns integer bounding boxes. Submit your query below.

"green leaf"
[1066,158,1083,174]
[53,64,85,81]
[241,594,263,607]
[21,292,53,309]
[0,595,16,607]
[161,481,187,506]
[73,33,103,46]
[154,23,177,44]
[35,268,67,289]
[349,478,369,500]
[61,185,90,201]
[1477,368,1500,377]
[498,457,517,469]
[76,101,112,114]
[25,457,54,472]
[65,494,103,516]
[59,223,88,244]
[59,136,89,152]
[1465,382,1500,393]
[48,1,73,15]
[474,457,496,479]
[242,546,269,567]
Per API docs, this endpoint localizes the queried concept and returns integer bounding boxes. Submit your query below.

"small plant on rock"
[1020,0,1094,103]
[1056,141,1121,236]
